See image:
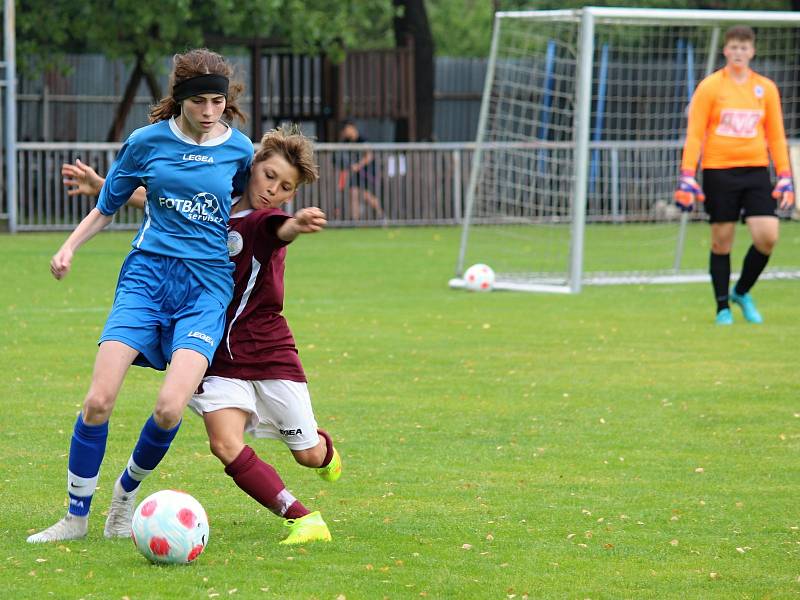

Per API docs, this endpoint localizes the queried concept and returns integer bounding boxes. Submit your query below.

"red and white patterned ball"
[464,263,495,292]
[131,489,209,564]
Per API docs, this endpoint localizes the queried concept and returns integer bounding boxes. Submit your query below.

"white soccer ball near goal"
[463,263,495,292]
[131,489,209,564]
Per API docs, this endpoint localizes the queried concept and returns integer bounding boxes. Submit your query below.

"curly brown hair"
[254,124,319,186]
[149,48,246,124]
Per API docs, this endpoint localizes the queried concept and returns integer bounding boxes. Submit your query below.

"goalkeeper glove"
[674,170,705,212]
[771,172,795,209]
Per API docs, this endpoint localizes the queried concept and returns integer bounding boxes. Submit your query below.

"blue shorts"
[100,250,227,370]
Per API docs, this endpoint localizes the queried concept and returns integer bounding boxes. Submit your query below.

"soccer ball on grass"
[463,263,495,292]
[131,489,209,564]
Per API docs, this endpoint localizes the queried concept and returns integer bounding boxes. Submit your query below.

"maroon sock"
[225,445,309,519]
[317,428,335,468]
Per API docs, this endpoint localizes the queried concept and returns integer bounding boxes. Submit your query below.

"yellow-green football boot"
[316,448,342,483]
[279,511,332,545]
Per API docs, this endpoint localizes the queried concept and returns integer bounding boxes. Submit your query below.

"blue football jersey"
[97,118,254,304]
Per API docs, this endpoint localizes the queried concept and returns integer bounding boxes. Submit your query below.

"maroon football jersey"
[205,207,307,382]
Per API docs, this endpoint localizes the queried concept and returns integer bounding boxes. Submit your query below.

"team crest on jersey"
[754,85,764,98]
[158,191,222,224]
[716,109,763,138]
[227,230,244,256]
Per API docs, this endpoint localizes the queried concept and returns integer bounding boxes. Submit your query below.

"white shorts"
[188,376,320,450]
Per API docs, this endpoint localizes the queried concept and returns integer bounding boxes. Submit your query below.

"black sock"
[734,245,770,296]
[710,252,730,312]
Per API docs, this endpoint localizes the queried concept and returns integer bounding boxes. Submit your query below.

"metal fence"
[14,142,475,231]
[12,139,704,232]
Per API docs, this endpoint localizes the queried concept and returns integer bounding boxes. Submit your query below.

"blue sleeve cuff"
[95,201,116,216]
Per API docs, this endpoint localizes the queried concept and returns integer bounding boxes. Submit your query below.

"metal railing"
[9,139,731,232]
[12,142,476,231]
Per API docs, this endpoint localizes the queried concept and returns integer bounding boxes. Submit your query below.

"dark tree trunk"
[393,0,435,141]
[106,55,144,142]
[142,66,162,104]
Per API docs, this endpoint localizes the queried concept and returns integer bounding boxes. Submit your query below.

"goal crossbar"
[497,8,800,26]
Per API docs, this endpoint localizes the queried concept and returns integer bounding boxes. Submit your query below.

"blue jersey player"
[28,49,254,543]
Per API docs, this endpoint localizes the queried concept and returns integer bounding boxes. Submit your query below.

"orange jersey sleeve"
[680,68,791,175]
[763,79,790,175]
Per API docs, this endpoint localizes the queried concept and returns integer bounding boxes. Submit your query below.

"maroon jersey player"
[60,125,340,545]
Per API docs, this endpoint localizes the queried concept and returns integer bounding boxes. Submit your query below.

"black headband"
[172,74,229,101]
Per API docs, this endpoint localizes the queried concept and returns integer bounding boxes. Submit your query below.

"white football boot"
[27,514,88,543]
[103,479,138,539]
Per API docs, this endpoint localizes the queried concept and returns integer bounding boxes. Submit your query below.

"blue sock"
[67,414,109,517]
[119,415,181,493]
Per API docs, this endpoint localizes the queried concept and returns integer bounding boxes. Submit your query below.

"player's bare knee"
[754,235,777,255]
[208,442,227,464]
[208,436,240,465]
[711,240,733,254]
[755,241,775,255]
[82,389,115,422]
[292,442,326,468]
[152,404,183,430]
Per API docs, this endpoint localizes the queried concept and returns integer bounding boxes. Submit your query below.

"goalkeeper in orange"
[675,25,794,325]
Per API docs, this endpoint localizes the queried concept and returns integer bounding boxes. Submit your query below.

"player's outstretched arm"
[277,207,327,242]
[50,208,113,280]
[62,159,104,197]
[61,160,147,209]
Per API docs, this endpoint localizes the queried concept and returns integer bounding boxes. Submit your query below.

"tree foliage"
[17,0,396,74]
[19,0,795,67]
[428,0,795,57]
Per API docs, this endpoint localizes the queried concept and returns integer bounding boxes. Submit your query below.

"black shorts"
[348,168,377,193]
[701,167,777,224]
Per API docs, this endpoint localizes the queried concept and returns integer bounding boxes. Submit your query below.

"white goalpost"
[2,0,16,234]
[451,7,800,293]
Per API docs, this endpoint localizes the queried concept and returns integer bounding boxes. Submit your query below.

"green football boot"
[317,448,342,483]
[279,511,332,545]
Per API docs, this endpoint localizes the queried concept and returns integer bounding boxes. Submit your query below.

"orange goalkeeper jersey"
[680,67,790,175]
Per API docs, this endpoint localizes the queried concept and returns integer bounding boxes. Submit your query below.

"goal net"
[452,8,800,293]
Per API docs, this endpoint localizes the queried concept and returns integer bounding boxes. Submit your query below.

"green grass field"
[2,225,799,599]
[462,220,800,277]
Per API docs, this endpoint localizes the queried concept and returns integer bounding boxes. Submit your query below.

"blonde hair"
[254,124,319,186]
[149,48,246,124]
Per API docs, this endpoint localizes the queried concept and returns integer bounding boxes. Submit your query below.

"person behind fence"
[337,120,385,221]
[27,48,255,543]
[674,25,795,325]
